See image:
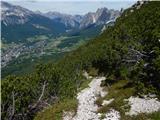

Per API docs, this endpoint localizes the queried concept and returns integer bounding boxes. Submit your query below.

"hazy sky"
[4,0,137,15]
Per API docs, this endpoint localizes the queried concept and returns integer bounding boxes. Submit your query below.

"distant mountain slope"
[1,1,66,43]
[43,11,82,29]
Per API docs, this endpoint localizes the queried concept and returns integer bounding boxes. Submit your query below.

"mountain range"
[1,1,120,43]
[43,8,120,29]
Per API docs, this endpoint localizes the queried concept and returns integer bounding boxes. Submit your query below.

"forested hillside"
[2,1,160,120]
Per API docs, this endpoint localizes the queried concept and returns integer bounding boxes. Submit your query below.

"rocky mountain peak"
[79,7,120,28]
[96,7,108,14]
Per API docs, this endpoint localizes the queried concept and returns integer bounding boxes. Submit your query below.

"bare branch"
[122,59,139,63]
[29,80,47,110]
[130,48,149,57]
[38,81,47,102]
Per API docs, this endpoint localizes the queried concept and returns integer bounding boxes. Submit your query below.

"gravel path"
[103,109,120,120]
[63,77,120,120]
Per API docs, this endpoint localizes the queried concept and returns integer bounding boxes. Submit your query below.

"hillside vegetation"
[2,1,160,120]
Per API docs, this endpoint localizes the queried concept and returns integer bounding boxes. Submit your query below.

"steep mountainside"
[1,1,66,43]
[2,1,160,120]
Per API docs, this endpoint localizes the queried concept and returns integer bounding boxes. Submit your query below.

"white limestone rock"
[126,96,160,115]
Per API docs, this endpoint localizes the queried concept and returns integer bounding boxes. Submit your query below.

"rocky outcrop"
[79,8,120,29]
[126,96,160,115]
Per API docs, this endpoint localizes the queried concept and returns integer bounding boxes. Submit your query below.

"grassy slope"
[34,99,77,120]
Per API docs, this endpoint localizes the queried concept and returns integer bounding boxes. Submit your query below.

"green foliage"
[2,75,39,119]
[88,67,99,76]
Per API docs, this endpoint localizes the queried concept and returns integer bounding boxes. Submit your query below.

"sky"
[3,0,137,15]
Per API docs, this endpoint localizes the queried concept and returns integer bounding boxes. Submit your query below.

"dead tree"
[29,80,47,111]
[38,81,47,102]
